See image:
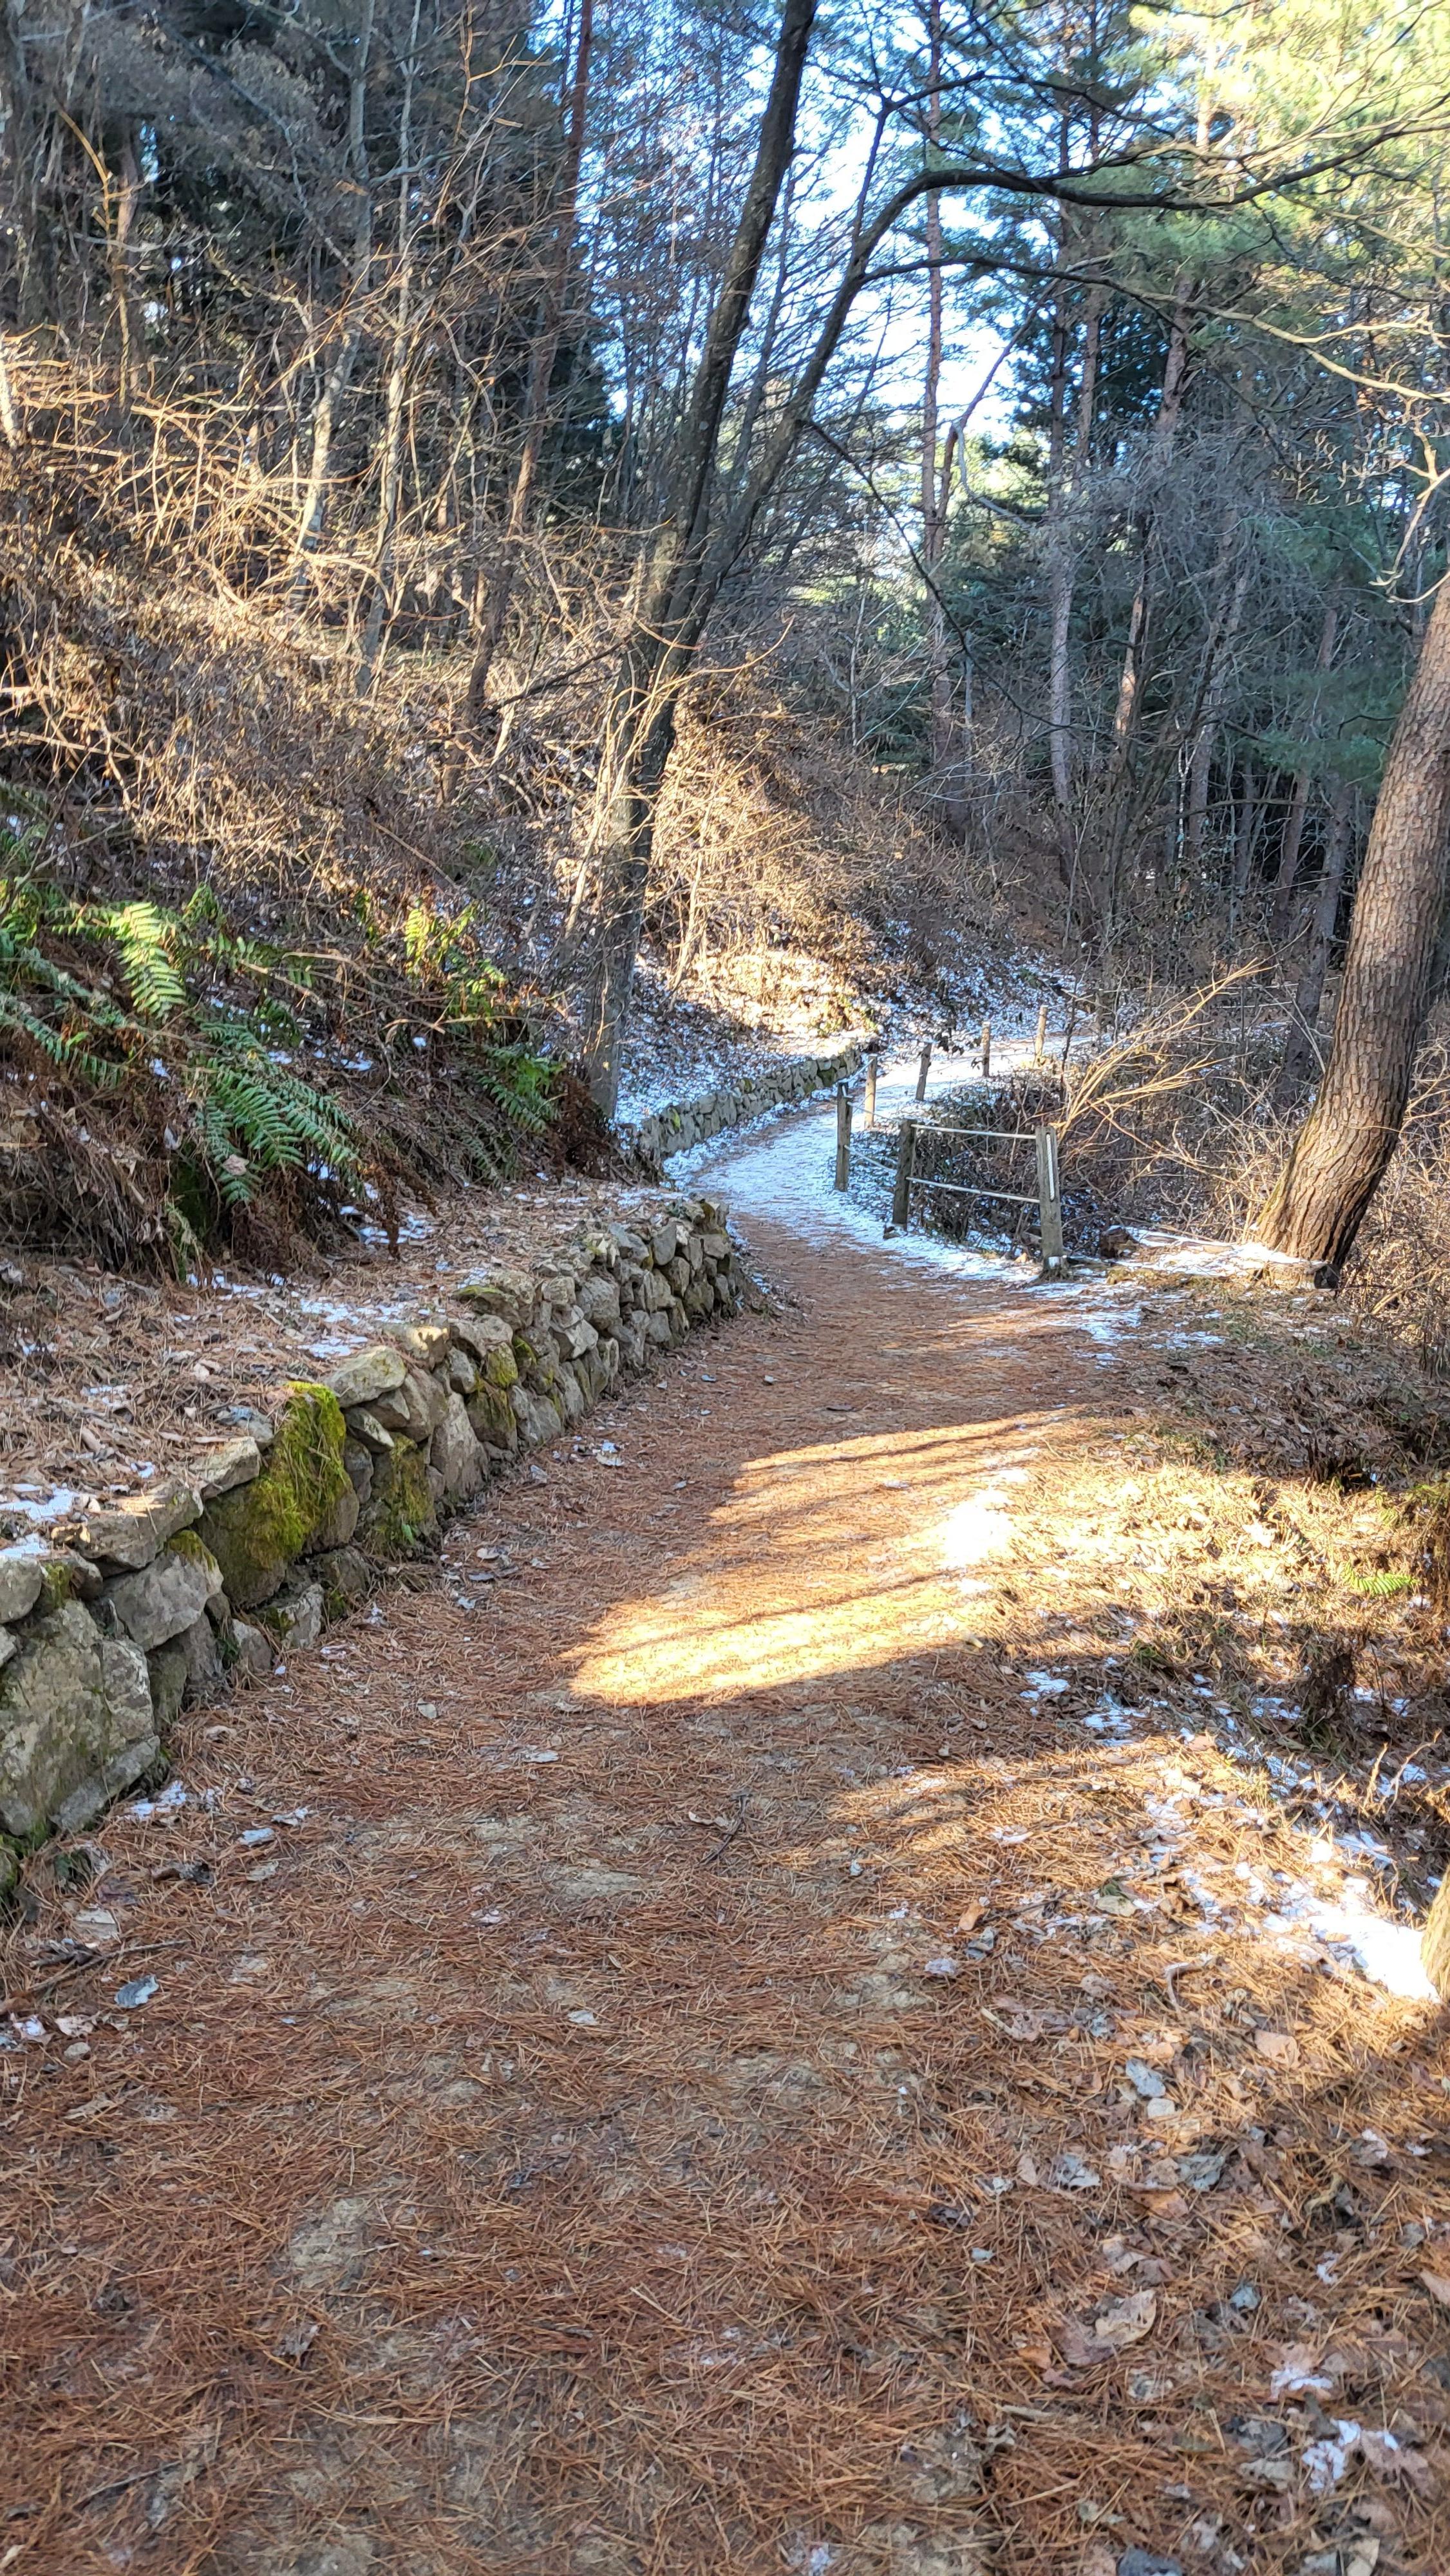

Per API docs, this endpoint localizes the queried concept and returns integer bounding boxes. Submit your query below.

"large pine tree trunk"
[1257,574,1450,1272]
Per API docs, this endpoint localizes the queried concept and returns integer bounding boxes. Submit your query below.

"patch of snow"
[941,1490,1015,1571]
[0,1488,83,1526]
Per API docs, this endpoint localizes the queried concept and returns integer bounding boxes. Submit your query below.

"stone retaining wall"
[619,1045,862,1168]
[0,1195,747,1886]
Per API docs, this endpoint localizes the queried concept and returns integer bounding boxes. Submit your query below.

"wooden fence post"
[1035,1124,1064,1274]
[834,1086,852,1190]
[1035,1003,1047,1062]
[891,1119,916,1231]
[914,1043,931,1103]
[980,1018,992,1079]
[864,1056,878,1129]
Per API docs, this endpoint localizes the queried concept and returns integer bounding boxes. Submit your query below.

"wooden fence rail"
[884,1114,1064,1275]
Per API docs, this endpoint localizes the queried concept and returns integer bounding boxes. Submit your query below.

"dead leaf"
[1419,2269,1450,2309]
[1092,2288,1158,2351]
[64,2094,119,2125]
[1255,2029,1300,2067]
[956,1900,988,1934]
[1131,2188,1191,2220]
[1055,2288,1158,2369]
[985,1996,1068,2041]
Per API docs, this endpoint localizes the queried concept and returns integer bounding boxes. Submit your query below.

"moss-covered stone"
[513,1331,555,1390]
[165,1528,222,1577]
[482,1342,518,1390]
[199,1382,349,1610]
[312,1546,373,1620]
[356,1435,436,1560]
[37,1559,73,1613]
[0,1602,156,1839]
[466,1382,518,1449]
[147,1642,188,1727]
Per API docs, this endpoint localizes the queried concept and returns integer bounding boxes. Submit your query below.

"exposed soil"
[5,1104,1450,2576]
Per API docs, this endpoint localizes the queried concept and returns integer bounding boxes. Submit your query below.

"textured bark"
[1268,596,1339,943]
[1424,1871,1450,2000]
[579,0,820,1111]
[919,0,956,826]
[1258,574,1450,1270]
[1046,281,1104,867]
[463,0,594,723]
[1274,777,1353,1101]
[1183,510,1249,872]
[1098,281,1192,920]
[293,0,376,582]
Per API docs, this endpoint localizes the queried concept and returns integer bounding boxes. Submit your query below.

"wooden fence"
[833,1083,1065,1276]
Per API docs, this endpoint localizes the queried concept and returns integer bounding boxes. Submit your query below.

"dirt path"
[6,1104,1450,2576]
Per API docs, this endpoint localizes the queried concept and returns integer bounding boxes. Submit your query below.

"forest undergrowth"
[0,407,981,1273]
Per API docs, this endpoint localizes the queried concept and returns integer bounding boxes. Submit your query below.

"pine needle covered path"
[6,1099,1450,2576]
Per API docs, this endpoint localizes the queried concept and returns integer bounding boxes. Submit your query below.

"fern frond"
[0,990,122,1087]
[102,902,189,1021]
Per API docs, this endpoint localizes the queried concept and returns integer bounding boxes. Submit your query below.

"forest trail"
[8,1095,1450,2576]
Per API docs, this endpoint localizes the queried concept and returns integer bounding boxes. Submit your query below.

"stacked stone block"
[0,1195,746,1883]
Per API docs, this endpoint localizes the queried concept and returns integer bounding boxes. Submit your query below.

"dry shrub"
[649,672,999,1022]
[953,980,1450,1386]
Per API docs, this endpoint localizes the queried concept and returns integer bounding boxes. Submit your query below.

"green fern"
[185,1019,360,1207]
[84,901,190,1021]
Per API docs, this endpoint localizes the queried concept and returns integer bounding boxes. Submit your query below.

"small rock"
[0,1546,44,1625]
[344,1408,395,1455]
[106,1548,220,1651]
[1125,2058,1166,2100]
[260,1579,325,1654]
[326,1345,408,1409]
[395,1322,451,1369]
[230,1620,273,1678]
[41,1547,105,1604]
[114,1974,158,2009]
[212,1405,275,1447]
[73,1480,201,1573]
[194,1436,261,1501]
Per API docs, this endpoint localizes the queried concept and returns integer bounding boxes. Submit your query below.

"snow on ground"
[617,952,1064,1130]
[682,1031,1060,1282]
[697,1075,1440,2010]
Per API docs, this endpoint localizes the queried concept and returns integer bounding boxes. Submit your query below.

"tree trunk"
[578,0,820,1112]
[1098,279,1192,922]
[357,0,424,696]
[919,0,961,829]
[1230,761,1261,935]
[292,0,376,588]
[1274,776,1353,1101]
[1046,278,1104,872]
[1184,513,1249,873]
[1269,595,1340,943]
[463,0,594,724]
[1257,573,1450,1272]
